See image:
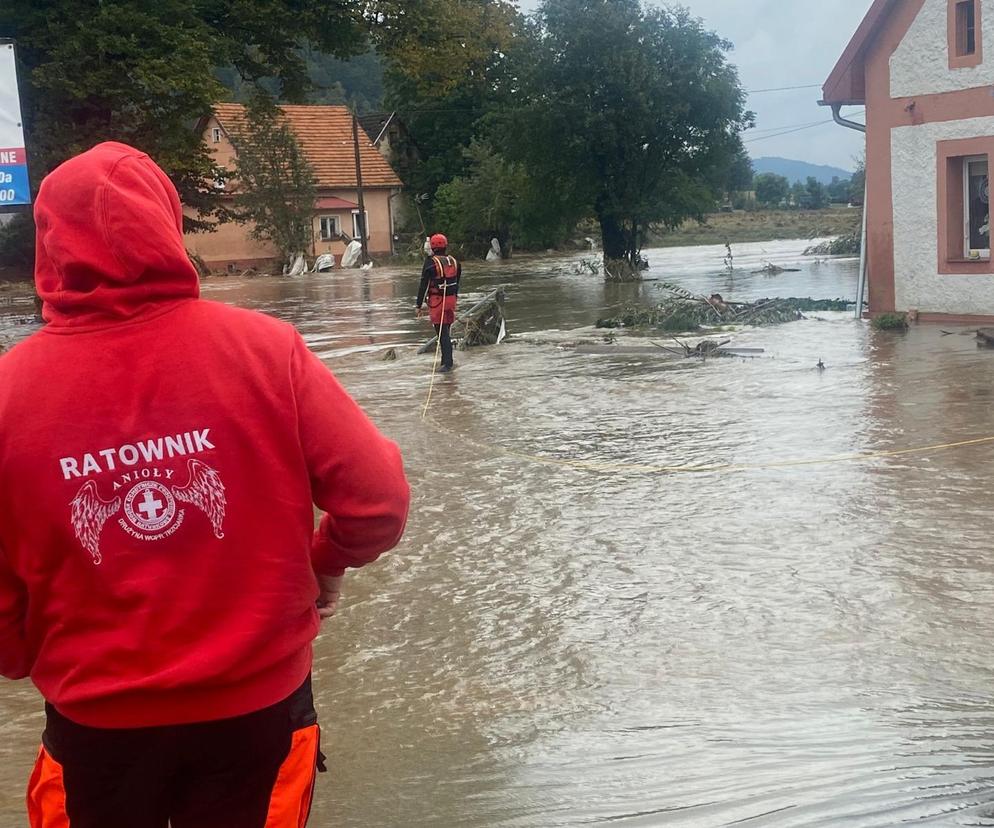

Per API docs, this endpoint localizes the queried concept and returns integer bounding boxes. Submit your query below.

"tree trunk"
[497,227,513,260]
[600,214,640,281]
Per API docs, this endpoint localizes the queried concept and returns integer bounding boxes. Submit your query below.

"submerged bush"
[871,313,909,331]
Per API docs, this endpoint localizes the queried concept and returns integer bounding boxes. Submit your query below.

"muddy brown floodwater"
[5,239,994,826]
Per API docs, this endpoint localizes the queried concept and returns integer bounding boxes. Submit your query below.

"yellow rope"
[424,407,994,475]
[421,279,448,421]
[503,434,994,475]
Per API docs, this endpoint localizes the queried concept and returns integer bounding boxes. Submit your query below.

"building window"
[319,215,341,241]
[963,155,990,257]
[352,210,370,240]
[936,138,994,274]
[957,1,977,55]
[212,127,222,144]
[950,0,982,68]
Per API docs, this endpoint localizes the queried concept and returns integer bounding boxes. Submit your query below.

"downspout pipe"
[827,103,868,319]
[830,103,866,134]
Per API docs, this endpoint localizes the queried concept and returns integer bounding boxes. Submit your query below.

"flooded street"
[6,239,994,826]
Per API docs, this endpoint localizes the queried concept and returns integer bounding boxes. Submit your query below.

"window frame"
[319,215,341,242]
[949,0,983,69]
[351,210,370,240]
[211,126,223,144]
[962,155,990,258]
[936,137,994,275]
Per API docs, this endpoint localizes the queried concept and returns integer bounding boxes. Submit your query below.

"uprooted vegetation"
[596,290,851,333]
[804,232,861,257]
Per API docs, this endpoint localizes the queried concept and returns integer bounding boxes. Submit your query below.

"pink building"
[185,103,403,272]
[824,0,994,321]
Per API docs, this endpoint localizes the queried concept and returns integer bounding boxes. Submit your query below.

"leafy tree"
[376,0,526,210]
[433,140,581,256]
[434,142,523,257]
[826,176,851,204]
[1,0,367,234]
[849,155,866,205]
[754,173,790,208]
[725,147,755,195]
[228,97,317,268]
[790,180,808,208]
[503,0,752,279]
[216,50,385,112]
[805,176,829,210]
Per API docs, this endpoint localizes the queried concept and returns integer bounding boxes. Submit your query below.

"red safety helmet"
[430,233,448,251]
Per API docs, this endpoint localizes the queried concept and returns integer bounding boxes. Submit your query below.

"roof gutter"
[827,102,866,133]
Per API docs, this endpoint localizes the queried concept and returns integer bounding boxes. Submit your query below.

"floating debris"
[418,288,507,354]
[752,263,801,275]
[804,233,861,257]
[596,293,852,333]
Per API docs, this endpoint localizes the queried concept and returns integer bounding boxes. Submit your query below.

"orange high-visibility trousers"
[27,680,322,828]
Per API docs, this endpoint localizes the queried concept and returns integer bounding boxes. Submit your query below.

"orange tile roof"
[213,102,402,189]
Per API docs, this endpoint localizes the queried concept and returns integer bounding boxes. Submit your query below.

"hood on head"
[34,142,199,327]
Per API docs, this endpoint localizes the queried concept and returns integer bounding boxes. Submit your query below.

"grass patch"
[651,207,862,248]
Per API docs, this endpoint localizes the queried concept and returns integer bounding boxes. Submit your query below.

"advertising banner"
[0,42,30,207]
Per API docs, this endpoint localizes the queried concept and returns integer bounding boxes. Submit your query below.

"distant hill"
[752,157,853,185]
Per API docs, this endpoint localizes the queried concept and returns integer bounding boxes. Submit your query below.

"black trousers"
[29,677,323,828]
[434,323,453,368]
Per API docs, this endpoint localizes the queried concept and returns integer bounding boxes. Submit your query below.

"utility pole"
[351,108,369,265]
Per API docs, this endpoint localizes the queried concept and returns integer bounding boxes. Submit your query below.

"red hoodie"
[0,142,410,727]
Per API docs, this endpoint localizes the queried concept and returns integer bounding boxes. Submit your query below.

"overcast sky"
[516,0,871,171]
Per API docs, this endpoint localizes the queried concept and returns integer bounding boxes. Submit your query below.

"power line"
[747,83,823,94]
[743,111,864,144]
[745,118,832,135]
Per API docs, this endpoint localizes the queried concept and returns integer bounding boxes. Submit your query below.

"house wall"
[183,117,397,270]
[859,0,994,319]
[892,116,994,313]
[891,0,994,96]
[310,188,396,261]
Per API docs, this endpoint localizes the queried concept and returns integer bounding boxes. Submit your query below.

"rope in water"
[424,409,994,475]
[420,281,448,420]
[500,434,994,475]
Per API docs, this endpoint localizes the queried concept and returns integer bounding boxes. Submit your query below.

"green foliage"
[850,155,866,205]
[216,50,385,112]
[826,176,851,204]
[754,173,790,208]
[377,0,526,209]
[1,0,366,230]
[433,140,579,255]
[501,0,753,273]
[805,177,829,210]
[0,213,35,275]
[725,148,755,195]
[804,232,861,257]
[872,313,909,331]
[228,97,317,267]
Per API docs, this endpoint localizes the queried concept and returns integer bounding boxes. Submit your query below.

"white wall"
[891,0,994,97]
[892,115,994,313]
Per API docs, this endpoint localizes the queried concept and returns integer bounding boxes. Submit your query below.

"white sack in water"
[285,254,307,276]
[486,238,501,262]
[313,253,336,272]
[342,240,363,268]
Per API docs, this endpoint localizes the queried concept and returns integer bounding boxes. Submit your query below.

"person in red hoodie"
[0,142,411,827]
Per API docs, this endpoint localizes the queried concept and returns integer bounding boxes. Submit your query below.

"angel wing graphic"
[70,481,122,565]
[172,459,226,539]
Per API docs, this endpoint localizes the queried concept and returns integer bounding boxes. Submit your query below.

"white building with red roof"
[824,0,994,321]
